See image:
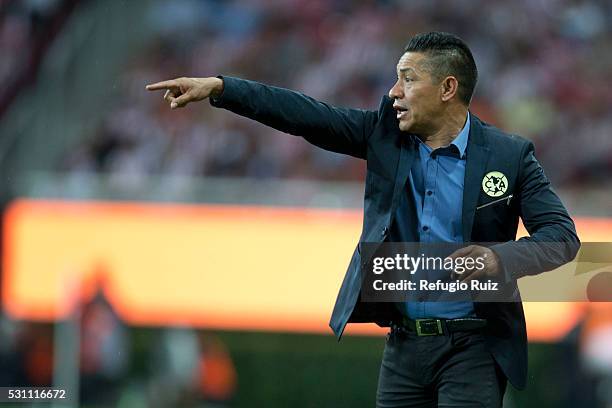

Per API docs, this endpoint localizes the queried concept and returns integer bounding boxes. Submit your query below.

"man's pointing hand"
[145,77,224,109]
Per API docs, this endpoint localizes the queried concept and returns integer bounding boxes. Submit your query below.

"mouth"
[393,104,408,120]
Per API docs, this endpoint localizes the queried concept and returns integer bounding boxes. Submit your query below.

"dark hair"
[404,31,478,105]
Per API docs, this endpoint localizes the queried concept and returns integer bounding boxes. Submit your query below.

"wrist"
[210,77,224,98]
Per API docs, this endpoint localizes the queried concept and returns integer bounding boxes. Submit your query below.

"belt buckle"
[415,319,443,336]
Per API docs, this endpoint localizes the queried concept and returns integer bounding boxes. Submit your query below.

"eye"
[404,77,413,82]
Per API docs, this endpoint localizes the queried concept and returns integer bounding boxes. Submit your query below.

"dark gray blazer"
[211,76,580,390]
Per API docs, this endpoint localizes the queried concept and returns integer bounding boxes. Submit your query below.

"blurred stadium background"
[0,0,611,407]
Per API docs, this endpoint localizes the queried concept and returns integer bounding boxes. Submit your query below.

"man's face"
[389,52,443,134]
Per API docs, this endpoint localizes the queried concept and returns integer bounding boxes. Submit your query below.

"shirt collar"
[452,112,470,159]
[413,112,470,159]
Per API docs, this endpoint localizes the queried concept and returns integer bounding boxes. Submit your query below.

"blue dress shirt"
[402,113,475,319]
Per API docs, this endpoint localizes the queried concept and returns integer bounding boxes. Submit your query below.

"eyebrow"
[398,67,417,75]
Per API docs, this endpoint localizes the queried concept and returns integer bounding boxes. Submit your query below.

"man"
[147,32,579,407]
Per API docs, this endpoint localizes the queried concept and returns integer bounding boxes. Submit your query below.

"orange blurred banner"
[3,199,610,341]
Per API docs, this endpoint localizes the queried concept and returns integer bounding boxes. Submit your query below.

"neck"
[418,107,468,149]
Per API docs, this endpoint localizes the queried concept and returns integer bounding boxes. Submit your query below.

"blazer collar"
[390,130,417,223]
[461,113,491,241]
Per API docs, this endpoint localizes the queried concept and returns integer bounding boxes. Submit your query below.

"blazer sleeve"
[209,76,378,159]
[491,141,581,282]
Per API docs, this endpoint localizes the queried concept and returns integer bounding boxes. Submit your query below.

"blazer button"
[381,226,388,237]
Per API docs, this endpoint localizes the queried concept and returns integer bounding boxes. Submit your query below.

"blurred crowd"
[58,0,612,187]
[0,0,77,116]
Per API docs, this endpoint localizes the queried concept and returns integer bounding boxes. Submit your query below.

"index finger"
[145,80,179,91]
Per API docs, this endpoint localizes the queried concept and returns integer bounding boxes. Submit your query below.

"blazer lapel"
[462,116,490,241]
[390,135,416,219]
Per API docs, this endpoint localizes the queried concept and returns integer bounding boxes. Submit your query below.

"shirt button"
[422,226,429,231]
[426,190,433,196]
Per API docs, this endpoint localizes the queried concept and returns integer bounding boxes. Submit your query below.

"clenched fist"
[145,77,224,109]
[447,244,502,282]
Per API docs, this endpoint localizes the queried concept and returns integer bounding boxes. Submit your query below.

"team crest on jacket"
[482,171,508,197]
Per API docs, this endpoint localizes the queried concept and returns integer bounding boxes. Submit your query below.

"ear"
[440,76,459,102]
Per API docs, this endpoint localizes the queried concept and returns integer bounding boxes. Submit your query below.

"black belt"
[393,317,487,336]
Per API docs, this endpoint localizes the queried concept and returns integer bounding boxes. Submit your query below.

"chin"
[398,120,413,133]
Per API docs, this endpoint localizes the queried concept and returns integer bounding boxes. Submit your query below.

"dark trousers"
[376,328,507,407]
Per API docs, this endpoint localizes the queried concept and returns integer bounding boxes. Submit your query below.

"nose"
[388,79,402,100]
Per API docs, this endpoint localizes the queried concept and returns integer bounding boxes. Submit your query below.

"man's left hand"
[446,245,501,282]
